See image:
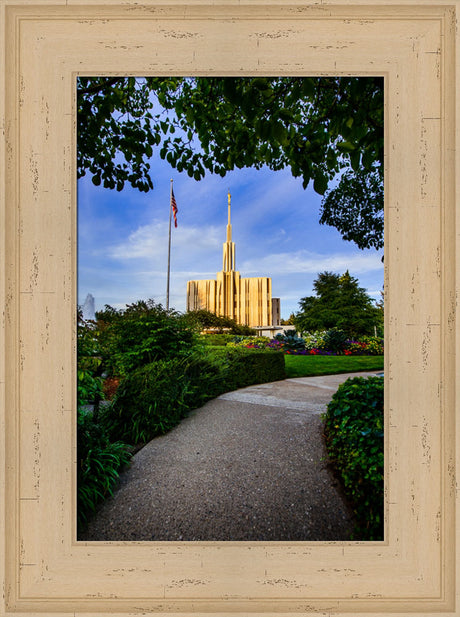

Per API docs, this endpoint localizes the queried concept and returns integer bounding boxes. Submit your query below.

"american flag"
[171,188,178,227]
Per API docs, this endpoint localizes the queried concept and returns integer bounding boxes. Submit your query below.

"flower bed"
[229,332,383,356]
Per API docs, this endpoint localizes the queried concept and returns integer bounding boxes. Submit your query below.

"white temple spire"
[223,191,235,271]
[226,191,232,242]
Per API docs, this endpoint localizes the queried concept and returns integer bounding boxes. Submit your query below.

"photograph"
[76,77,385,542]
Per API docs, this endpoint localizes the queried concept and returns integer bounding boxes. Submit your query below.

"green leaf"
[252,77,270,90]
[301,78,316,97]
[350,150,361,172]
[313,173,328,195]
[362,147,374,170]
[222,78,239,104]
[185,108,194,125]
[272,122,289,146]
[337,141,356,152]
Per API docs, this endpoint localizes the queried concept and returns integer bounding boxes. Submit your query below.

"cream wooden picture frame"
[0,1,458,615]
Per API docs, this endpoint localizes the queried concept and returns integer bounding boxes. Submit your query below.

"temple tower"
[186,192,277,329]
[217,192,240,320]
[222,191,236,271]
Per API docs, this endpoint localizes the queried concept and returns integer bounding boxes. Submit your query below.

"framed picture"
[1,1,458,615]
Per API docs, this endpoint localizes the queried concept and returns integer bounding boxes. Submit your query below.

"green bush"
[185,309,256,335]
[77,313,104,406]
[96,299,196,377]
[323,328,349,353]
[227,335,272,348]
[102,348,285,445]
[102,358,190,444]
[181,352,227,407]
[209,347,286,391]
[102,354,224,444]
[323,375,384,540]
[77,408,132,531]
[198,333,236,346]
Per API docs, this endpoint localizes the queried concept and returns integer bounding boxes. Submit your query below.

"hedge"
[102,348,285,445]
[198,333,236,347]
[323,375,384,540]
[207,346,286,390]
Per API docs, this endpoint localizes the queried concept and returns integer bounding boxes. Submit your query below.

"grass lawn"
[284,355,384,378]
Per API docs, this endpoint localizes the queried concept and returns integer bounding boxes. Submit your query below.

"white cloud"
[108,221,222,262]
[78,163,384,319]
[240,250,383,276]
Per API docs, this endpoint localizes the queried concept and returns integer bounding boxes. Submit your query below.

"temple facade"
[186,193,280,329]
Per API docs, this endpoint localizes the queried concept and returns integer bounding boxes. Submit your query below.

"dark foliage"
[95,299,196,377]
[101,354,223,444]
[77,77,383,249]
[185,309,256,335]
[294,271,381,338]
[77,311,104,407]
[320,167,383,250]
[208,347,286,391]
[323,375,384,540]
[323,328,349,353]
[274,331,306,352]
[77,408,132,531]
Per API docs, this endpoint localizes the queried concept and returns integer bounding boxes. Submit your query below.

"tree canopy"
[293,271,382,338]
[77,76,383,249]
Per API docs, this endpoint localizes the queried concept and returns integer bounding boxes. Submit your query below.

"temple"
[186,192,280,330]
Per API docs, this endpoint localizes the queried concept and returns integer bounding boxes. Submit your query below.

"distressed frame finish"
[0,1,458,615]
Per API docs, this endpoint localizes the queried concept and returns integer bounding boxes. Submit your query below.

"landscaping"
[323,375,384,540]
[77,301,384,536]
[229,330,384,356]
[77,302,284,530]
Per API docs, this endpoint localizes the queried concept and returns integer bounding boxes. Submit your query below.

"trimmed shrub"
[77,408,132,531]
[209,347,286,391]
[227,335,276,349]
[181,352,227,408]
[323,375,384,540]
[198,333,236,347]
[103,348,286,444]
[102,348,285,446]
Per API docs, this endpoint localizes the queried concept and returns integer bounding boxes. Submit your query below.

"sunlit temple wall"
[186,279,217,313]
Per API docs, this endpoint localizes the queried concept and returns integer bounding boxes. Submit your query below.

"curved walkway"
[79,372,380,542]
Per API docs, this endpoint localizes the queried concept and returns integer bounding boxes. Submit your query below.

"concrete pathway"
[80,372,380,542]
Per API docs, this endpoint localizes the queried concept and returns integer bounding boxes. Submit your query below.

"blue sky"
[78,157,383,320]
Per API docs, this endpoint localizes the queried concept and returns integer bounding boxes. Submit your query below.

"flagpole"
[166,179,173,310]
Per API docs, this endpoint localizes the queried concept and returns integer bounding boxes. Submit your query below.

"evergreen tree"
[294,271,380,338]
